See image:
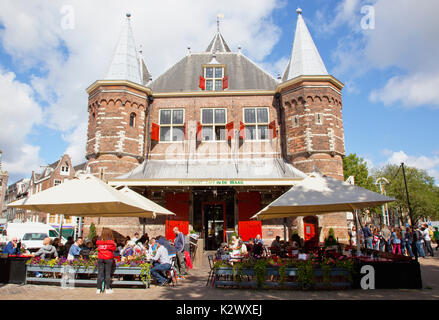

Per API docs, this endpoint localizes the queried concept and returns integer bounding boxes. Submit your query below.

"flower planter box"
[214,266,351,290]
[26,264,149,288]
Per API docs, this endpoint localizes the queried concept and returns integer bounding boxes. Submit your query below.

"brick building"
[0,151,8,218]
[84,10,348,248]
[4,154,88,236]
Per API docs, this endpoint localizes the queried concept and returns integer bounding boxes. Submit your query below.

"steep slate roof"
[150,52,278,92]
[283,8,328,81]
[206,32,231,53]
[105,14,143,85]
[116,158,307,181]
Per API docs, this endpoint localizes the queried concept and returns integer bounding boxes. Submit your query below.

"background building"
[0,151,8,219]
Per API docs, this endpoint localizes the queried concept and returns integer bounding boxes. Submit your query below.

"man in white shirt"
[150,238,172,286]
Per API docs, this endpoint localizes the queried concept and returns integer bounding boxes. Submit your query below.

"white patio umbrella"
[251,172,395,252]
[251,172,395,221]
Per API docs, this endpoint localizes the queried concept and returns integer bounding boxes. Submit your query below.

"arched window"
[130,113,136,127]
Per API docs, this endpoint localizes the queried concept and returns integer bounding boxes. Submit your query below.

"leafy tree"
[343,153,377,192]
[88,222,97,240]
[373,164,439,224]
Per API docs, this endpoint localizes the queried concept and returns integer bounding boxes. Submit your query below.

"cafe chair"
[205,254,215,287]
[165,257,178,287]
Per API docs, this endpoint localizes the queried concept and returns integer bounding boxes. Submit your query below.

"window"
[130,113,136,127]
[204,66,224,91]
[315,113,323,125]
[61,165,70,176]
[201,108,226,141]
[49,215,57,224]
[54,180,62,186]
[159,109,184,142]
[243,107,269,140]
[292,116,299,128]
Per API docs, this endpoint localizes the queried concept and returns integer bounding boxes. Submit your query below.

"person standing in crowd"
[372,227,380,251]
[392,228,402,255]
[150,238,172,286]
[362,224,373,249]
[381,225,392,252]
[96,229,116,294]
[414,226,426,258]
[33,237,58,259]
[434,227,439,251]
[173,227,188,278]
[400,226,407,255]
[422,224,434,257]
[139,233,149,245]
[67,237,83,261]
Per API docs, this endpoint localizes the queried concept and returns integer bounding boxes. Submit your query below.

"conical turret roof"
[105,13,143,84]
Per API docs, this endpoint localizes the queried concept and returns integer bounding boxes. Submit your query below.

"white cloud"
[370,72,439,108]
[0,68,44,179]
[320,0,439,108]
[0,0,284,177]
[384,150,439,184]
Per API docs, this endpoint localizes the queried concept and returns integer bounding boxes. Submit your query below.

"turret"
[85,13,151,180]
[277,9,347,242]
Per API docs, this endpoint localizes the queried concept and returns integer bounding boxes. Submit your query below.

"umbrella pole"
[60,214,64,241]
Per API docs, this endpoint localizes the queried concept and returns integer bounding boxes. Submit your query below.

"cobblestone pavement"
[1,255,439,300]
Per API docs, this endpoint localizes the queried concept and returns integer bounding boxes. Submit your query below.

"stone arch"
[306,96,314,104]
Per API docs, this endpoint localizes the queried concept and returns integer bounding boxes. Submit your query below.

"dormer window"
[200,65,228,91]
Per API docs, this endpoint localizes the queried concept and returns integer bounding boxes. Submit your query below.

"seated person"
[3,237,20,255]
[255,234,264,245]
[67,237,83,261]
[121,242,135,258]
[156,236,177,258]
[252,242,264,258]
[239,240,247,255]
[148,238,158,256]
[246,238,255,256]
[291,240,300,256]
[150,238,172,286]
[270,236,281,255]
[216,242,228,259]
[80,240,95,259]
[33,237,58,259]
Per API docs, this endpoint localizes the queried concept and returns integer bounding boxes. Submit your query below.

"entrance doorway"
[203,202,226,250]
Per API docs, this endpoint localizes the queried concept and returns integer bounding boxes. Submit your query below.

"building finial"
[217,13,224,33]
[296,8,302,15]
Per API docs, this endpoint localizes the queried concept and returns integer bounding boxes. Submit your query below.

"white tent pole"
[60,214,64,241]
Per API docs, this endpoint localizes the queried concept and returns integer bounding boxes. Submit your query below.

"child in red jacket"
[96,228,116,294]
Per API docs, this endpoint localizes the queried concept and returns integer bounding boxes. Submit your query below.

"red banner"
[239,121,245,139]
[269,120,277,138]
[226,121,234,140]
[222,76,228,90]
[196,121,203,141]
[199,76,206,90]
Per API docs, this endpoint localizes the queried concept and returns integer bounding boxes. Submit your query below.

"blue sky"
[0,0,438,185]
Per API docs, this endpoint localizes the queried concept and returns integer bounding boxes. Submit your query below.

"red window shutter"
[199,76,206,90]
[225,121,234,140]
[151,123,160,141]
[269,120,277,138]
[222,76,228,90]
[239,121,245,139]
[196,121,203,141]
